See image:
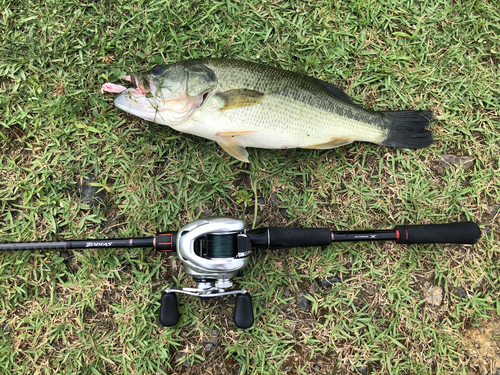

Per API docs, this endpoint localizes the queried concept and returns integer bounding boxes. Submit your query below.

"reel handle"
[159,291,254,329]
[234,294,254,329]
[159,292,179,327]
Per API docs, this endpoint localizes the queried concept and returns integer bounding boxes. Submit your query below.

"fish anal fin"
[301,137,354,150]
[216,89,264,110]
[217,142,250,163]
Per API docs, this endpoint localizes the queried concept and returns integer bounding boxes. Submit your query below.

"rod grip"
[395,222,481,244]
[247,227,331,249]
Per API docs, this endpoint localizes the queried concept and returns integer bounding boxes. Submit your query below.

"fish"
[102,58,433,162]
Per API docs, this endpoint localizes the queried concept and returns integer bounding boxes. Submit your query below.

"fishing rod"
[0,217,481,329]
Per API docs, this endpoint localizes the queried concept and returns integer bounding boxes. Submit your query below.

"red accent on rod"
[158,234,172,246]
[395,228,400,241]
[156,234,173,251]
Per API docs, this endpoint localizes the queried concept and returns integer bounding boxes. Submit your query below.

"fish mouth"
[111,74,211,126]
[126,73,211,107]
[111,73,211,107]
[127,73,151,96]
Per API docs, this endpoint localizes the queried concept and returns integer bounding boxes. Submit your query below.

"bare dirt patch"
[465,316,500,375]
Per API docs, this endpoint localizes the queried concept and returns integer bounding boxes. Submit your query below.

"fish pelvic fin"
[379,110,433,148]
[301,137,354,150]
[215,89,264,111]
[217,142,250,163]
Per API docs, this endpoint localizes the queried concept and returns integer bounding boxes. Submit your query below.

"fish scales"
[106,58,433,162]
[190,59,386,148]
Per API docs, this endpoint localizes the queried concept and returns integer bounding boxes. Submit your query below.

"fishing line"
[206,233,238,258]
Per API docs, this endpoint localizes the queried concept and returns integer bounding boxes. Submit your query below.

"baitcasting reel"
[0,217,482,329]
[158,217,254,329]
[153,217,482,329]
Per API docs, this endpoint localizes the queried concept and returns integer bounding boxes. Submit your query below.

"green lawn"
[1,1,499,374]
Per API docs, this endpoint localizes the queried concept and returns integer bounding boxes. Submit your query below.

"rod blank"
[0,221,481,252]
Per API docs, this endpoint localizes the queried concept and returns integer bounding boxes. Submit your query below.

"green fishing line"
[206,234,238,258]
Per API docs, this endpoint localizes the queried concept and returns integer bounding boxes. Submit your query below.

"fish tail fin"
[379,110,433,148]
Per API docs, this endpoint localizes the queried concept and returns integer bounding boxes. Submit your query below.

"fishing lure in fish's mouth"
[102,58,433,162]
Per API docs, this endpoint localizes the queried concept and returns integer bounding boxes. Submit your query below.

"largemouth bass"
[102,59,433,162]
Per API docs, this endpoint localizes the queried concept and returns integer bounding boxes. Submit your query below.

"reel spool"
[159,217,254,329]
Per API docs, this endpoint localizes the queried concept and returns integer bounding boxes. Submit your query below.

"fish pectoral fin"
[217,142,250,163]
[215,89,264,110]
[301,137,355,150]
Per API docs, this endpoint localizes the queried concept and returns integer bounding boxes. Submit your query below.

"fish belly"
[185,94,387,149]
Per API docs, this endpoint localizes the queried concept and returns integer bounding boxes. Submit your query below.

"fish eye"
[152,65,165,75]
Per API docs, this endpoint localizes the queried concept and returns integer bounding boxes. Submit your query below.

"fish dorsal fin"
[301,137,354,150]
[215,89,264,110]
[307,77,353,103]
[217,142,250,162]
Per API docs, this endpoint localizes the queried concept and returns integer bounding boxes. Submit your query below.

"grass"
[1,0,499,374]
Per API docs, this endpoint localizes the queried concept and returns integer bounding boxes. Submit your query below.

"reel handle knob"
[234,293,254,329]
[159,292,180,327]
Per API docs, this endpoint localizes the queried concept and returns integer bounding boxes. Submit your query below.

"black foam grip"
[266,227,331,249]
[234,294,254,329]
[159,293,179,327]
[395,222,481,244]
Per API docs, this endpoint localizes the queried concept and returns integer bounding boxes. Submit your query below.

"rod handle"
[246,227,331,249]
[395,222,481,244]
